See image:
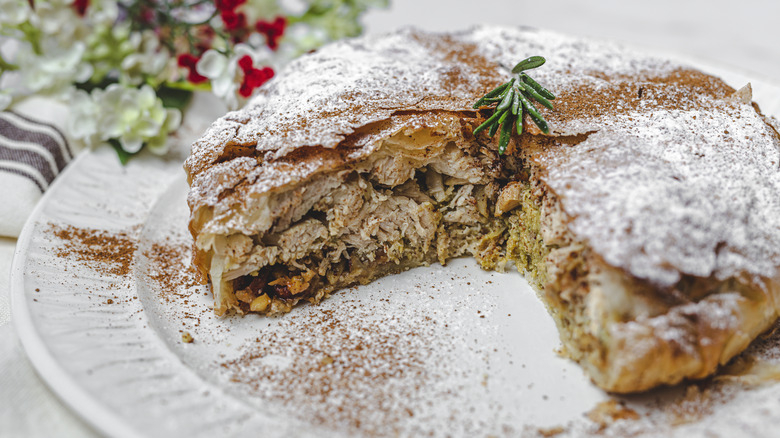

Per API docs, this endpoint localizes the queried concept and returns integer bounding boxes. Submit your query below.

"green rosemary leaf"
[498,109,509,125]
[473,81,512,108]
[524,85,554,110]
[485,81,512,98]
[518,92,549,134]
[498,112,513,155]
[488,114,502,137]
[511,87,520,115]
[472,107,505,136]
[516,92,538,117]
[521,73,555,100]
[516,104,524,135]
[511,56,546,74]
[529,111,549,134]
[472,55,554,147]
[496,80,515,112]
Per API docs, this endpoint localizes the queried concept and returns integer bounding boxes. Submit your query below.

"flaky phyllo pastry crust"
[184,26,780,393]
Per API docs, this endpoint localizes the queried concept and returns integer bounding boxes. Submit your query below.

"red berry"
[221,9,247,31]
[237,55,253,73]
[238,63,274,98]
[238,82,253,98]
[72,0,89,16]
[177,53,197,68]
[255,16,286,50]
[177,54,208,84]
[216,0,246,12]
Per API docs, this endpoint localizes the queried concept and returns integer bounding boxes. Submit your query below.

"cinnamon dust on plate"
[142,238,207,329]
[49,224,137,276]
[220,302,438,435]
[143,240,200,297]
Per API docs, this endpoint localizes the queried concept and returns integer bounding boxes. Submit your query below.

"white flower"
[31,0,88,45]
[0,0,31,28]
[67,88,103,148]
[120,30,174,85]
[146,108,182,155]
[84,21,136,81]
[83,0,119,29]
[197,45,262,110]
[98,84,164,153]
[30,0,117,43]
[12,0,125,87]
[196,50,237,109]
[66,84,181,155]
[13,40,93,95]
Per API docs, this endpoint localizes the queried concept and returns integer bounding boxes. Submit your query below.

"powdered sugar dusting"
[540,94,780,286]
[464,26,676,93]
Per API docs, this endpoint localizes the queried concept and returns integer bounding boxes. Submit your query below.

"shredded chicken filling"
[216,131,554,315]
[227,172,538,314]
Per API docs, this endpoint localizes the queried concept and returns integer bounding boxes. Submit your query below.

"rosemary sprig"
[473,56,556,154]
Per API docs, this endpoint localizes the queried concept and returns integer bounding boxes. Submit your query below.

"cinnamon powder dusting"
[49,224,137,276]
[547,68,734,126]
[144,240,200,297]
[142,237,206,328]
[215,285,510,437]
[221,303,434,435]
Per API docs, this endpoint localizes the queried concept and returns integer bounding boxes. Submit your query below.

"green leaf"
[511,86,521,115]
[528,111,549,134]
[512,56,546,74]
[521,73,556,100]
[518,92,549,134]
[498,112,513,155]
[472,55,554,140]
[473,81,512,108]
[157,85,193,112]
[473,107,505,136]
[488,116,501,137]
[490,110,509,138]
[524,85,554,110]
[516,104,524,135]
[485,81,511,98]
[496,80,515,112]
[109,139,138,166]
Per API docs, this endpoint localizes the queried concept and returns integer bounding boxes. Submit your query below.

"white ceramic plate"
[11,64,780,438]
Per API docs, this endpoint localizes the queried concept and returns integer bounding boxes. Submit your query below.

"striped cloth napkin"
[0,101,74,237]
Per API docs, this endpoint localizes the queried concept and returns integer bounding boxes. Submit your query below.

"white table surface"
[1,0,779,436]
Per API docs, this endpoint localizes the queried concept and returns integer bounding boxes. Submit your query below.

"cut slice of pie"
[184,26,780,393]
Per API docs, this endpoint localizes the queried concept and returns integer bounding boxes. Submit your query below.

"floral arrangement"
[0,0,385,162]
